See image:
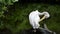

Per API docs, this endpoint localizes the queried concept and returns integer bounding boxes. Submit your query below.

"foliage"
[0,1,60,34]
[0,0,18,17]
[1,3,59,34]
[0,0,18,33]
[0,0,18,5]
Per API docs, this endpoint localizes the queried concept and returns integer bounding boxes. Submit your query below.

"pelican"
[29,10,50,32]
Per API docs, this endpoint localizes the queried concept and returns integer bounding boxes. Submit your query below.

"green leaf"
[0,0,18,5]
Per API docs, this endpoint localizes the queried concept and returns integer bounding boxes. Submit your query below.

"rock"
[17,28,54,34]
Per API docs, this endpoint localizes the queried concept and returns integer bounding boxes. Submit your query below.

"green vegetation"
[0,1,60,34]
[0,0,18,18]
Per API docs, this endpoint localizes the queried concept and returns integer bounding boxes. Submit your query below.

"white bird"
[29,10,50,30]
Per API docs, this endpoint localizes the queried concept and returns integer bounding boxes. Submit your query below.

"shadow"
[0,28,12,34]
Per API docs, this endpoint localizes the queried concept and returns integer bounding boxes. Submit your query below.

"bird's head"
[42,11,50,18]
